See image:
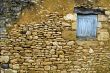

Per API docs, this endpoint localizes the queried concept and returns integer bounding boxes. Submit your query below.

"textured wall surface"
[0,0,110,73]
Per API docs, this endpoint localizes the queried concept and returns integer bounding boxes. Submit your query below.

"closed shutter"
[77,15,98,38]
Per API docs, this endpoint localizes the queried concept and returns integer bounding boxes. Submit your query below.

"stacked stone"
[0,0,40,39]
[1,12,110,73]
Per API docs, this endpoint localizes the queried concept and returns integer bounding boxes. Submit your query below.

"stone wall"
[0,0,40,39]
[1,0,110,73]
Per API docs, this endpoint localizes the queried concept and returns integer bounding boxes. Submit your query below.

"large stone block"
[62,30,76,40]
[1,56,9,63]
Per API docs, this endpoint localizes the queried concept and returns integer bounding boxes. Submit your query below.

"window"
[77,14,98,39]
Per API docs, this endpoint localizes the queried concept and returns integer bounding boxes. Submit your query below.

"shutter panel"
[77,15,97,38]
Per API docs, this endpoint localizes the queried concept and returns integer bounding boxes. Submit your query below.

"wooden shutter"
[77,15,98,38]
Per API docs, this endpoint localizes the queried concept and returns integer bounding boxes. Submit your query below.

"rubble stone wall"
[0,0,110,73]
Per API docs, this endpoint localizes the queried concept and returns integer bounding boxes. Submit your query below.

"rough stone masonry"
[0,0,110,73]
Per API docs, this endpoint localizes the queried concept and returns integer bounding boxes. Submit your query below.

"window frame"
[76,14,98,39]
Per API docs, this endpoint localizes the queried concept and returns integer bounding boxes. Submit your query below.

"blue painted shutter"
[77,15,97,38]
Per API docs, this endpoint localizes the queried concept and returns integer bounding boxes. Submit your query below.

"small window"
[77,14,98,39]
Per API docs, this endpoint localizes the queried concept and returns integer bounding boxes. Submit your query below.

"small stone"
[61,70,67,73]
[1,56,9,63]
[105,11,110,15]
[82,49,88,53]
[9,64,13,68]
[50,49,55,54]
[12,70,17,73]
[64,13,76,21]
[10,59,18,64]
[33,36,38,39]
[26,31,31,35]
[5,69,13,73]
[14,47,22,50]
[71,71,79,73]
[89,48,94,54]
[59,55,64,58]
[44,66,51,70]
[77,46,83,49]
[62,22,71,27]
[52,42,58,46]
[51,66,57,70]
[1,64,9,69]
[99,42,105,46]
[57,64,65,69]
[42,62,52,65]
[67,41,74,46]
[13,64,20,70]
[57,51,64,55]
[28,70,36,73]
[27,59,34,63]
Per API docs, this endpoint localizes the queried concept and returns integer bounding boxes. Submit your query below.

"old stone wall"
[0,0,110,73]
[0,0,40,39]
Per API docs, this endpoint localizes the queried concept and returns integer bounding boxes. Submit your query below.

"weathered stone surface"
[67,41,75,46]
[98,15,108,21]
[71,71,79,73]
[10,59,18,64]
[13,64,20,70]
[98,31,109,41]
[76,41,99,47]
[33,36,38,39]
[57,64,65,69]
[1,56,9,63]
[64,14,76,21]
[42,62,52,65]
[62,22,71,27]
[105,11,110,15]
[50,49,55,54]
[0,2,110,73]
[52,42,58,46]
[71,22,77,30]
[62,30,76,40]
[26,31,31,35]
[5,69,13,73]
[12,70,17,73]
[89,48,94,54]
[44,66,51,70]
[97,22,102,28]
[61,70,67,73]
[51,66,57,70]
